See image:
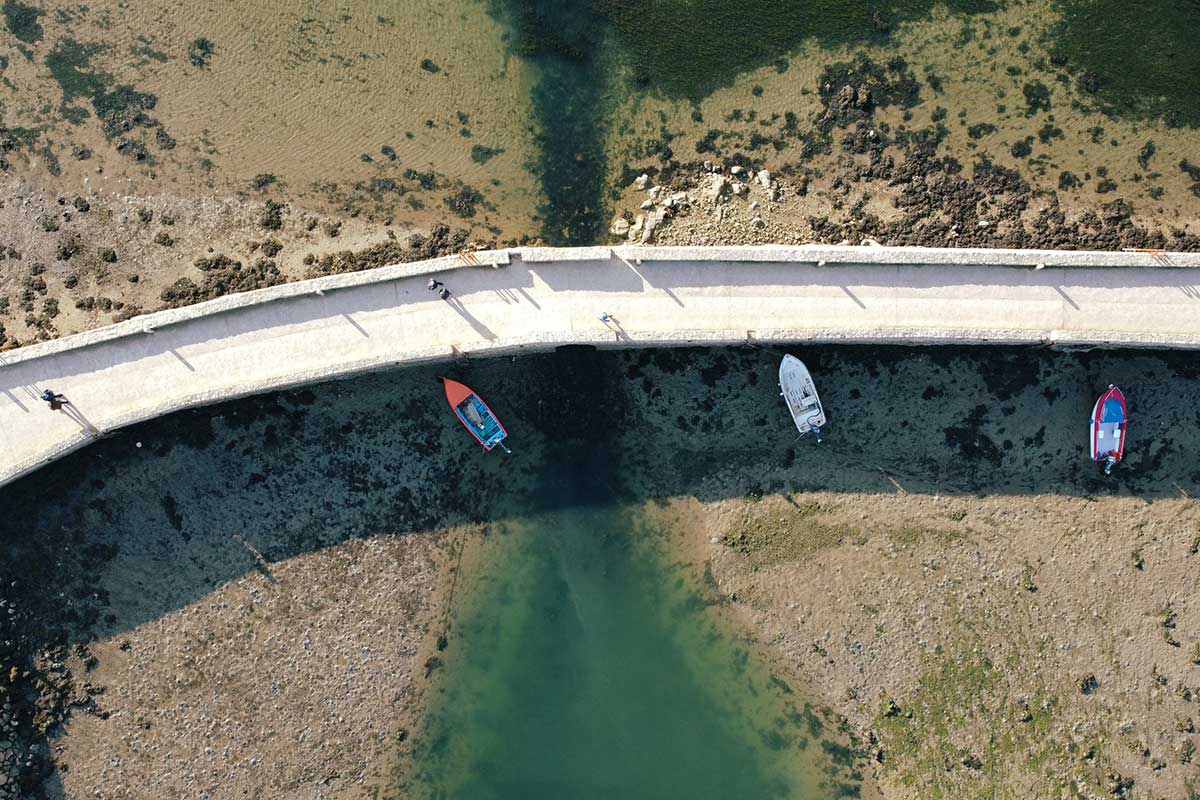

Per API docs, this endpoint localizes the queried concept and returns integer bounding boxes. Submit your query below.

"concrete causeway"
[2,243,1200,487]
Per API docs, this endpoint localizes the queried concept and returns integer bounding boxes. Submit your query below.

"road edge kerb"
[2,244,1198,367]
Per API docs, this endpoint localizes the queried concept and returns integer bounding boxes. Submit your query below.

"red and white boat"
[442,378,510,453]
[1089,384,1126,475]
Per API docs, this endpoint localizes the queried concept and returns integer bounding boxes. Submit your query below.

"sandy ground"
[650,493,1200,800]
[48,531,458,800]
[0,0,529,346]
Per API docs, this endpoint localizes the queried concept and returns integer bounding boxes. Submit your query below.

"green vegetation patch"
[1051,0,1200,126]
[721,516,852,564]
[594,0,998,99]
[3,0,43,44]
[874,643,1089,799]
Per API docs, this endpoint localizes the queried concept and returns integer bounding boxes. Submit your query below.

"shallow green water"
[405,502,847,799]
[484,0,1200,245]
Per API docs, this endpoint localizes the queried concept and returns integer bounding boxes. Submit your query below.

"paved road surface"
[2,245,1199,487]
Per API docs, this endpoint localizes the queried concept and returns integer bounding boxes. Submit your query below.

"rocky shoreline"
[0,179,495,348]
[610,58,1200,254]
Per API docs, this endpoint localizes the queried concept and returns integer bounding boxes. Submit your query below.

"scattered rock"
[640,210,665,243]
[702,175,729,202]
[1106,771,1133,798]
[628,214,644,241]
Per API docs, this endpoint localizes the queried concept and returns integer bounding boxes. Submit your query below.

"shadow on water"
[402,502,833,798]
[4,344,1200,795]
[1050,0,1200,127]
[488,0,1001,245]
[488,0,611,245]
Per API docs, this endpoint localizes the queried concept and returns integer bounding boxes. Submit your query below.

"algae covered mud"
[3,344,1200,798]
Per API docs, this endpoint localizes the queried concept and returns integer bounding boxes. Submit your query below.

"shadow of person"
[445,296,497,341]
[602,315,631,341]
[57,401,101,435]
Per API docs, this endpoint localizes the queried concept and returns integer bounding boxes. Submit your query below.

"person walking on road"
[599,312,612,324]
[40,389,68,411]
[427,278,444,291]
[439,287,452,301]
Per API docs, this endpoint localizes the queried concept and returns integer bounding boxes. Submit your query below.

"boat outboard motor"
[1103,452,1118,475]
[811,424,822,444]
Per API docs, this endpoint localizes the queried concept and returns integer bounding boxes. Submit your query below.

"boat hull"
[1089,385,1126,462]
[443,378,509,451]
[779,355,826,435]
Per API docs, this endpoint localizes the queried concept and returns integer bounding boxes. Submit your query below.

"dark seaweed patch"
[1051,1,1200,126]
[470,144,504,164]
[593,0,995,100]
[45,38,172,149]
[3,0,42,44]
[187,37,215,69]
[1022,80,1051,115]
[944,405,1003,468]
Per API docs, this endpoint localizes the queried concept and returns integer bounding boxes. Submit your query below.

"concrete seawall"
[2,243,1199,487]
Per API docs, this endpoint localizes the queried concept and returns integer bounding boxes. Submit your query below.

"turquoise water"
[404,501,850,798]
